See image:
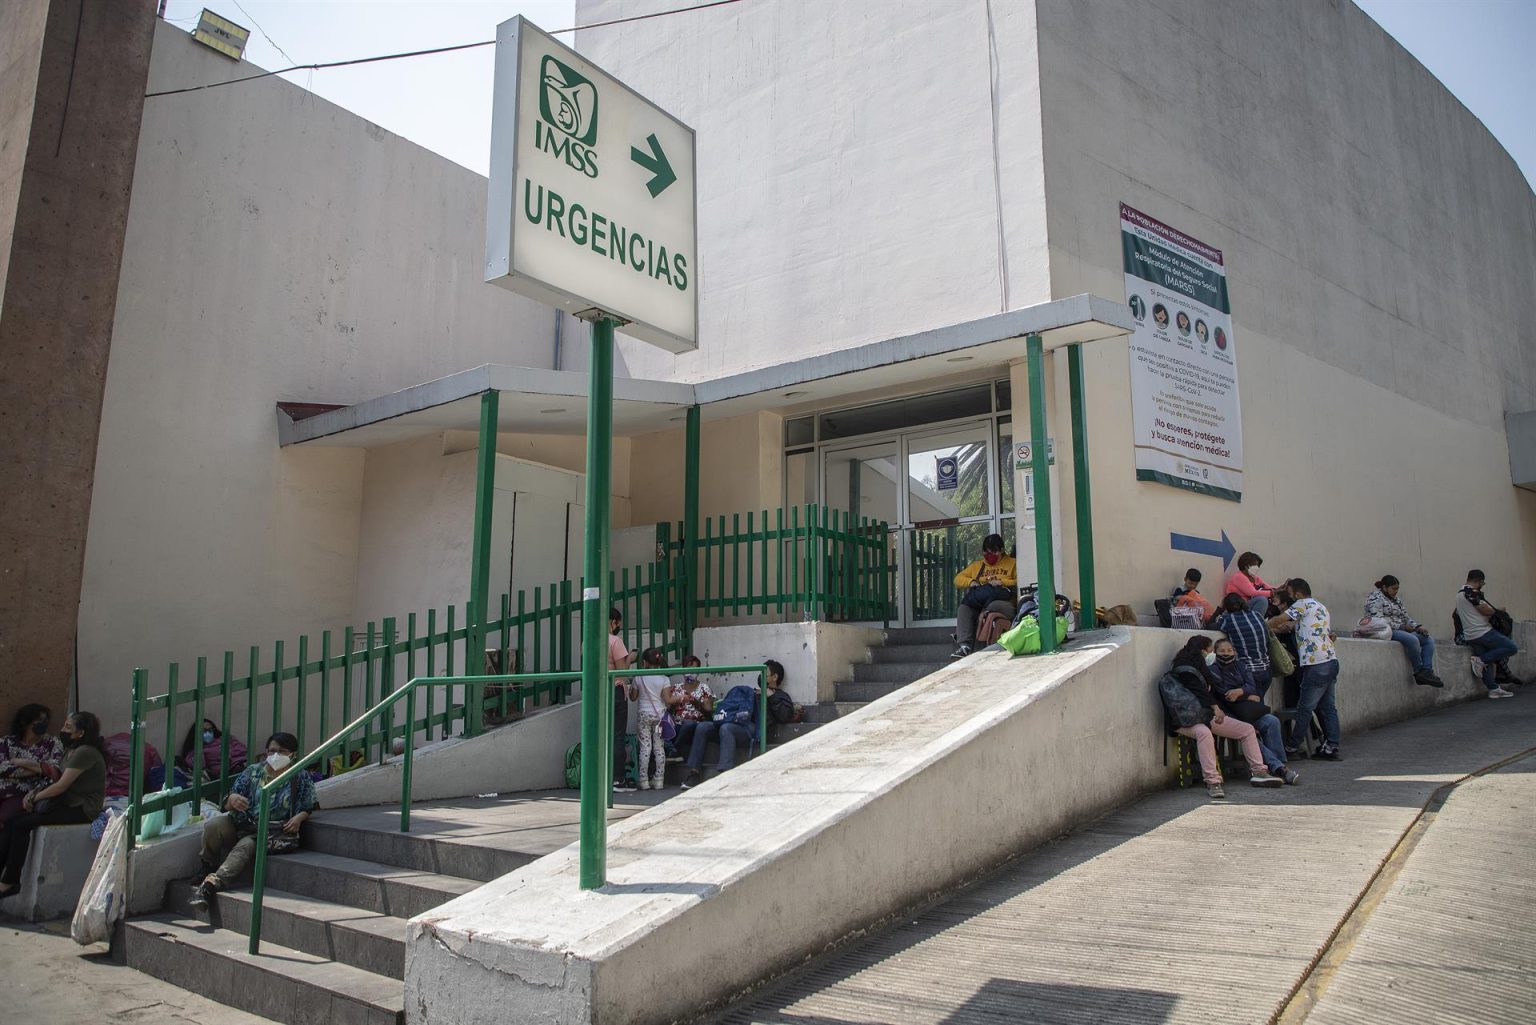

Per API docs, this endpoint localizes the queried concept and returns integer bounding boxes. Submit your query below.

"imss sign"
[485,17,698,353]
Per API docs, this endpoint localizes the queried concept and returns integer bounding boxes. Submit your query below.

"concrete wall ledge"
[0,823,97,923]
[403,623,1533,1025]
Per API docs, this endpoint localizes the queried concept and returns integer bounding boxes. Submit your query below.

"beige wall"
[1033,0,1536,618]
[77,23,564,727]
[628,411,784,527]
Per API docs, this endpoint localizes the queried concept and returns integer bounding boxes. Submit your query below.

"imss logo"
[536,54,599,177]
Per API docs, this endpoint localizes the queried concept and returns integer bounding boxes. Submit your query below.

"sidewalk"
[716,694,1536,1024]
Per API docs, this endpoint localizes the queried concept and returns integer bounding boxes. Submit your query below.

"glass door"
[902,423,996,625]
[821,438,901,622]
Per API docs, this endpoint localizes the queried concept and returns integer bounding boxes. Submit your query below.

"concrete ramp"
[405,627,1183,1025]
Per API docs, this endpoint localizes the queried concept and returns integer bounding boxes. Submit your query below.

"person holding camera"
[951,533,1017,659]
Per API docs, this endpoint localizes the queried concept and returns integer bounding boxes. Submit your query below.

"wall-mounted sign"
[192,9,250,61]
[1015,439,1054,469]
[486,17,698,353]
[1121,203,1243,501]
[935,456,959,491]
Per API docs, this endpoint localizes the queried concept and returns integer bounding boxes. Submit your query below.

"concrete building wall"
[576,0,1053,384]
[1,0,157,724]
[1033,0,1536,616]
[627,410,784,526]
[76,22,564,728]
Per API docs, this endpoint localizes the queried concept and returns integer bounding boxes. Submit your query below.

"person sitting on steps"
[951,533,1017,659]
[669,654,714,756]
[1171,567,1217,626]
[189,731,318,910]
[680,674,762,789]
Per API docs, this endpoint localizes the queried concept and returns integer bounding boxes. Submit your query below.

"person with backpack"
[1454,570,1520,698]
[1158,636,1282,799]
[680,676,761,789]
[1363,575,1443,687]
[951,533,1017,659]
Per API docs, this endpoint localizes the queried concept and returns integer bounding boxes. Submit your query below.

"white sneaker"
[1470,655,1485,678]
[636,779,650,790]
[650,777,665,791]
[1489,686,1515,699]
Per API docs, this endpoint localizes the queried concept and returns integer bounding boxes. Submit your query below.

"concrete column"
[0,0,157,717]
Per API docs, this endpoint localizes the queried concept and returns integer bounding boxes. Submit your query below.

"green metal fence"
[909,531,974,621]
[125,503,887,844]
[663,503,893,625]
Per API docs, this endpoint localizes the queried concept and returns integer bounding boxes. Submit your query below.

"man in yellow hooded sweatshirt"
[951,533,1018,658]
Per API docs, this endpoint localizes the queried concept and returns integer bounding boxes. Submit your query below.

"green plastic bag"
[564,743,581,789]
[997,614,1069,656]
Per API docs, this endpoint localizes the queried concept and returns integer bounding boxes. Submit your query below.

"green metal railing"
[662,503,893,627]
[245,662,767,954]
[127,504,884,846]
[909,532,974,621]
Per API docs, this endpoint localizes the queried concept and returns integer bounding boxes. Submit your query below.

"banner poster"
[1120,203,1243,502]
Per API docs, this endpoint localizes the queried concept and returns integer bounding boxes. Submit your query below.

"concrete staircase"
[806,625,957,724]
[121,813,537,1025]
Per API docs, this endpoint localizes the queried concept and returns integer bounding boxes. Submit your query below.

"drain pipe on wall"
[552,307,564,370]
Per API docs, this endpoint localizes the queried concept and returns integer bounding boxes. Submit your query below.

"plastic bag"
[1354,615,1392,640]
[997,614,1070,656]
[72,809,129,945]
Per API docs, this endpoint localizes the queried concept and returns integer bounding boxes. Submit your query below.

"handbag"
[660,711,677,741]
[1225,700,1271,724]
[1267,630,1295,678]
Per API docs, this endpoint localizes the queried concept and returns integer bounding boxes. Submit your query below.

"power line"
[146,0,748,100]
[231,0,299,68]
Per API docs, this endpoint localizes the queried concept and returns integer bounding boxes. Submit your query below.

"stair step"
[125,914,404,1025]
[304,819,533,883]
[881,626,957,645]
[264,851,479,920]
[852,661,950,683]
[165,882,409,979]
[802,701,867,724]
[869,642,956,663]
[836,680,916,703]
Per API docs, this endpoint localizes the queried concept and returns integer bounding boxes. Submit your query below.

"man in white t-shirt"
[1268,577,1342,760]
[1454,570,1518,698]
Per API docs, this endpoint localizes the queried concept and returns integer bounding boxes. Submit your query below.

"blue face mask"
[202,730,215,744]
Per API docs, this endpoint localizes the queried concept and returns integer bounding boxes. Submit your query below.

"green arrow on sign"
[630,133,676,198]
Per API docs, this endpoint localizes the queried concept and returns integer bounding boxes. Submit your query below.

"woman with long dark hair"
[176,717,248,780]
[0,711,107,898]
[1162,638,1281,799]
[0,703,64,826]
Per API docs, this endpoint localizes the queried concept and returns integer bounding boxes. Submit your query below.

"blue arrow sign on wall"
[1169,529,1236,569]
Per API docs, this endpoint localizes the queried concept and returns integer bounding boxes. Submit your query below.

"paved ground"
[5,697,1532,1025]
[713,695,1536,1025]
[1301,754,1536,1025]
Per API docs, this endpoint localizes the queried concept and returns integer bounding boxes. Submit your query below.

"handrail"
[245,664,768,954]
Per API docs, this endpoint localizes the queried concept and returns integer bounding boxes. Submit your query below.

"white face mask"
[266,752,292,772]
[1204,652,1217,667]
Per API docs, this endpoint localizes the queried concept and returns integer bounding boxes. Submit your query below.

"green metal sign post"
[683,405,701,651]
[1026,334,1059,652]
[1067,344,1096,622]
[579,316,616,890]
[467,390,499,737]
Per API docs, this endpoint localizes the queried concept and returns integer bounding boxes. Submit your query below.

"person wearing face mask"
[0,712,107,899]
[0,703,64,827]
[189,731,318,909]
[1209,638,1298,785]
[951,534,1018,659]
[1165,636,1281,797]
[175,718,248,784]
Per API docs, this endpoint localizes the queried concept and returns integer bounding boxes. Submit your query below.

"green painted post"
[683,405,700,650]
[218,652,233,797]
[1067,343,1096,626]
[579,316,616,890]
[468,389,500,738]
[1026,333,1059,653]
[128,669,146,849]
[401,687,416,833]
[248,789,272,954]
[163,663,179,795]
[191,657,206,819]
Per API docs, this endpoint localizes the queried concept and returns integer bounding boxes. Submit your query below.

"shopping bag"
[71,809,129,945]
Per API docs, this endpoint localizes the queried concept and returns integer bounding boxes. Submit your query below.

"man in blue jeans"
[1269,578,1342,761]
[680,680,760,789]
[1455,570,1520,698]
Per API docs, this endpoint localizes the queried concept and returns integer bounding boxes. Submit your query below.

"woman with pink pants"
[1165,636,1282,799]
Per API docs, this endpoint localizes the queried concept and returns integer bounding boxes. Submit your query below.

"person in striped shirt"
[1214,591,1271,686]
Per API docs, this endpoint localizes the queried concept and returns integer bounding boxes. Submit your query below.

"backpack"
[1157,668,1207,731]
[977,610,1010,646]
[564,743,581,790]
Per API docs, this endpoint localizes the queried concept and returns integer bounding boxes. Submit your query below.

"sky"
[159,1,1534,186]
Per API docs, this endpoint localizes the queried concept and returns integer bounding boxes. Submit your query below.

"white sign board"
[486,17,698,352]
[1120,203,1242,501]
